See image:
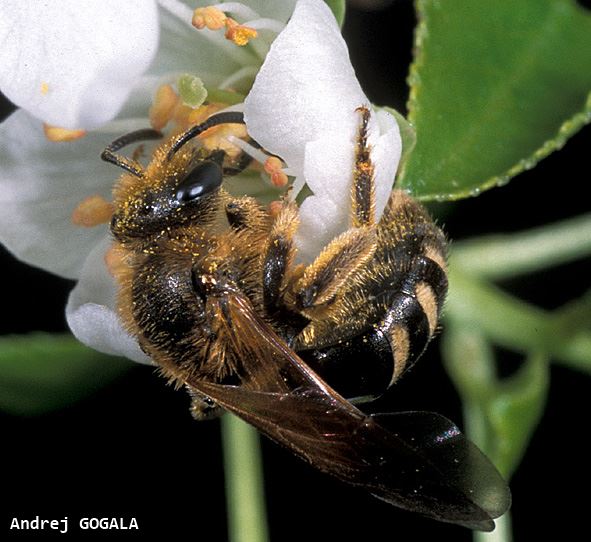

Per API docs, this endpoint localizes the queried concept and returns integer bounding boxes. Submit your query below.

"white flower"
[0,0,401,363]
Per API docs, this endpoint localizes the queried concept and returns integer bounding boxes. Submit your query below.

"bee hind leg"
[350,105,376,228]
[289,226,377,317]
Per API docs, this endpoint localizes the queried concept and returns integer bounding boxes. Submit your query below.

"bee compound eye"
[175,161,223,202]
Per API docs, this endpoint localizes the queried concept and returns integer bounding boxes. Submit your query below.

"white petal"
[0,0,159,129]
[296,111,401,261]
[0,110,123,279]
[66,237,151,364]
[244,0,365,172]
[294,134,353,262]
[371,108,402,219]
[245,0,402,260]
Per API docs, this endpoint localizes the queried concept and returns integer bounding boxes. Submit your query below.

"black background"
[1,1,590,540]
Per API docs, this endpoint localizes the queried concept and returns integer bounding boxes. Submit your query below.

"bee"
[102,109,510,530]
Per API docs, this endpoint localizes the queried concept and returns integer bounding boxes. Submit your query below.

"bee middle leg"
[187,387,224,421]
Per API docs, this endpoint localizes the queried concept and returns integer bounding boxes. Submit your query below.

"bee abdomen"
[380,252,448,383]
[297,190,448,400]
[298,251,447,400]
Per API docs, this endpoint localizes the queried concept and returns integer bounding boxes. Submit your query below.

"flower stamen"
[104,243,128,278]
[227,135,289,187]
[43,124,86,142]
[149,84,181,131]
[264,156,289,187]
[268,200,284,218]
[71,195,114,227]
[211,2,260,20]
[192,6,227,30]
[191,4,284,47]
[200,123,249,159]
[224,17,258,46]
[241,18,285,34]
[187,103,225,127]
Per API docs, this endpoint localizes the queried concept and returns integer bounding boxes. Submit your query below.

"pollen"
[40,82,49,95]
[71,195,114,227]
[43,124,86,142]
[104,243,128,278]
[149,84,180,131]
[264,156,288,187]
[224,18,258,46]
[192,6,227,30]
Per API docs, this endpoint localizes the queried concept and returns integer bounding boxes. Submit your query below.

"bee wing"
[189,294,510,531]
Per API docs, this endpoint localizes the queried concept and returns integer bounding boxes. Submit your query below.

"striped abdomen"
[296,190,448,400]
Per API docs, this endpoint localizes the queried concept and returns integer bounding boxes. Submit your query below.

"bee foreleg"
[289,226,377,315]
[261,202,300,312]
[225,196,270,232]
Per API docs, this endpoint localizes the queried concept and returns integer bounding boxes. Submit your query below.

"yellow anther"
[40,82,49,95]
[43,124,86,142]
[172,103,194,130]
[200,123,248,159]
[268,200,284,218]
[187,103,224,127]
[149,84,180,131]
[264,156,288,187]
[192,6,227,30]
[224,18,258,46]
[104,243,128,279]
[71,195,114,227]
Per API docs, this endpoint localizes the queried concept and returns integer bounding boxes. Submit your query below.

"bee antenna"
[167,111,245,161]
[101,128,163,178]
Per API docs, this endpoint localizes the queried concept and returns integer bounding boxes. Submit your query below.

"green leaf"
[0,333,133,416]
[401,0,591,200]
[324,0,346,27]
[442,323,497,451]
[487,352,549,478]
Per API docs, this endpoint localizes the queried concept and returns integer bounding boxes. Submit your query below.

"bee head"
[110,149,225,243]
[103,112,245,244]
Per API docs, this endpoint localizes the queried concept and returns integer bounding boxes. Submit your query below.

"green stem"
[474,511,512,542]
[452,213,591,279]
[221,414,270,542]
[446,269,591,373]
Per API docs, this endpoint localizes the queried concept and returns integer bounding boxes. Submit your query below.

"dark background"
[1,1,590,540]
